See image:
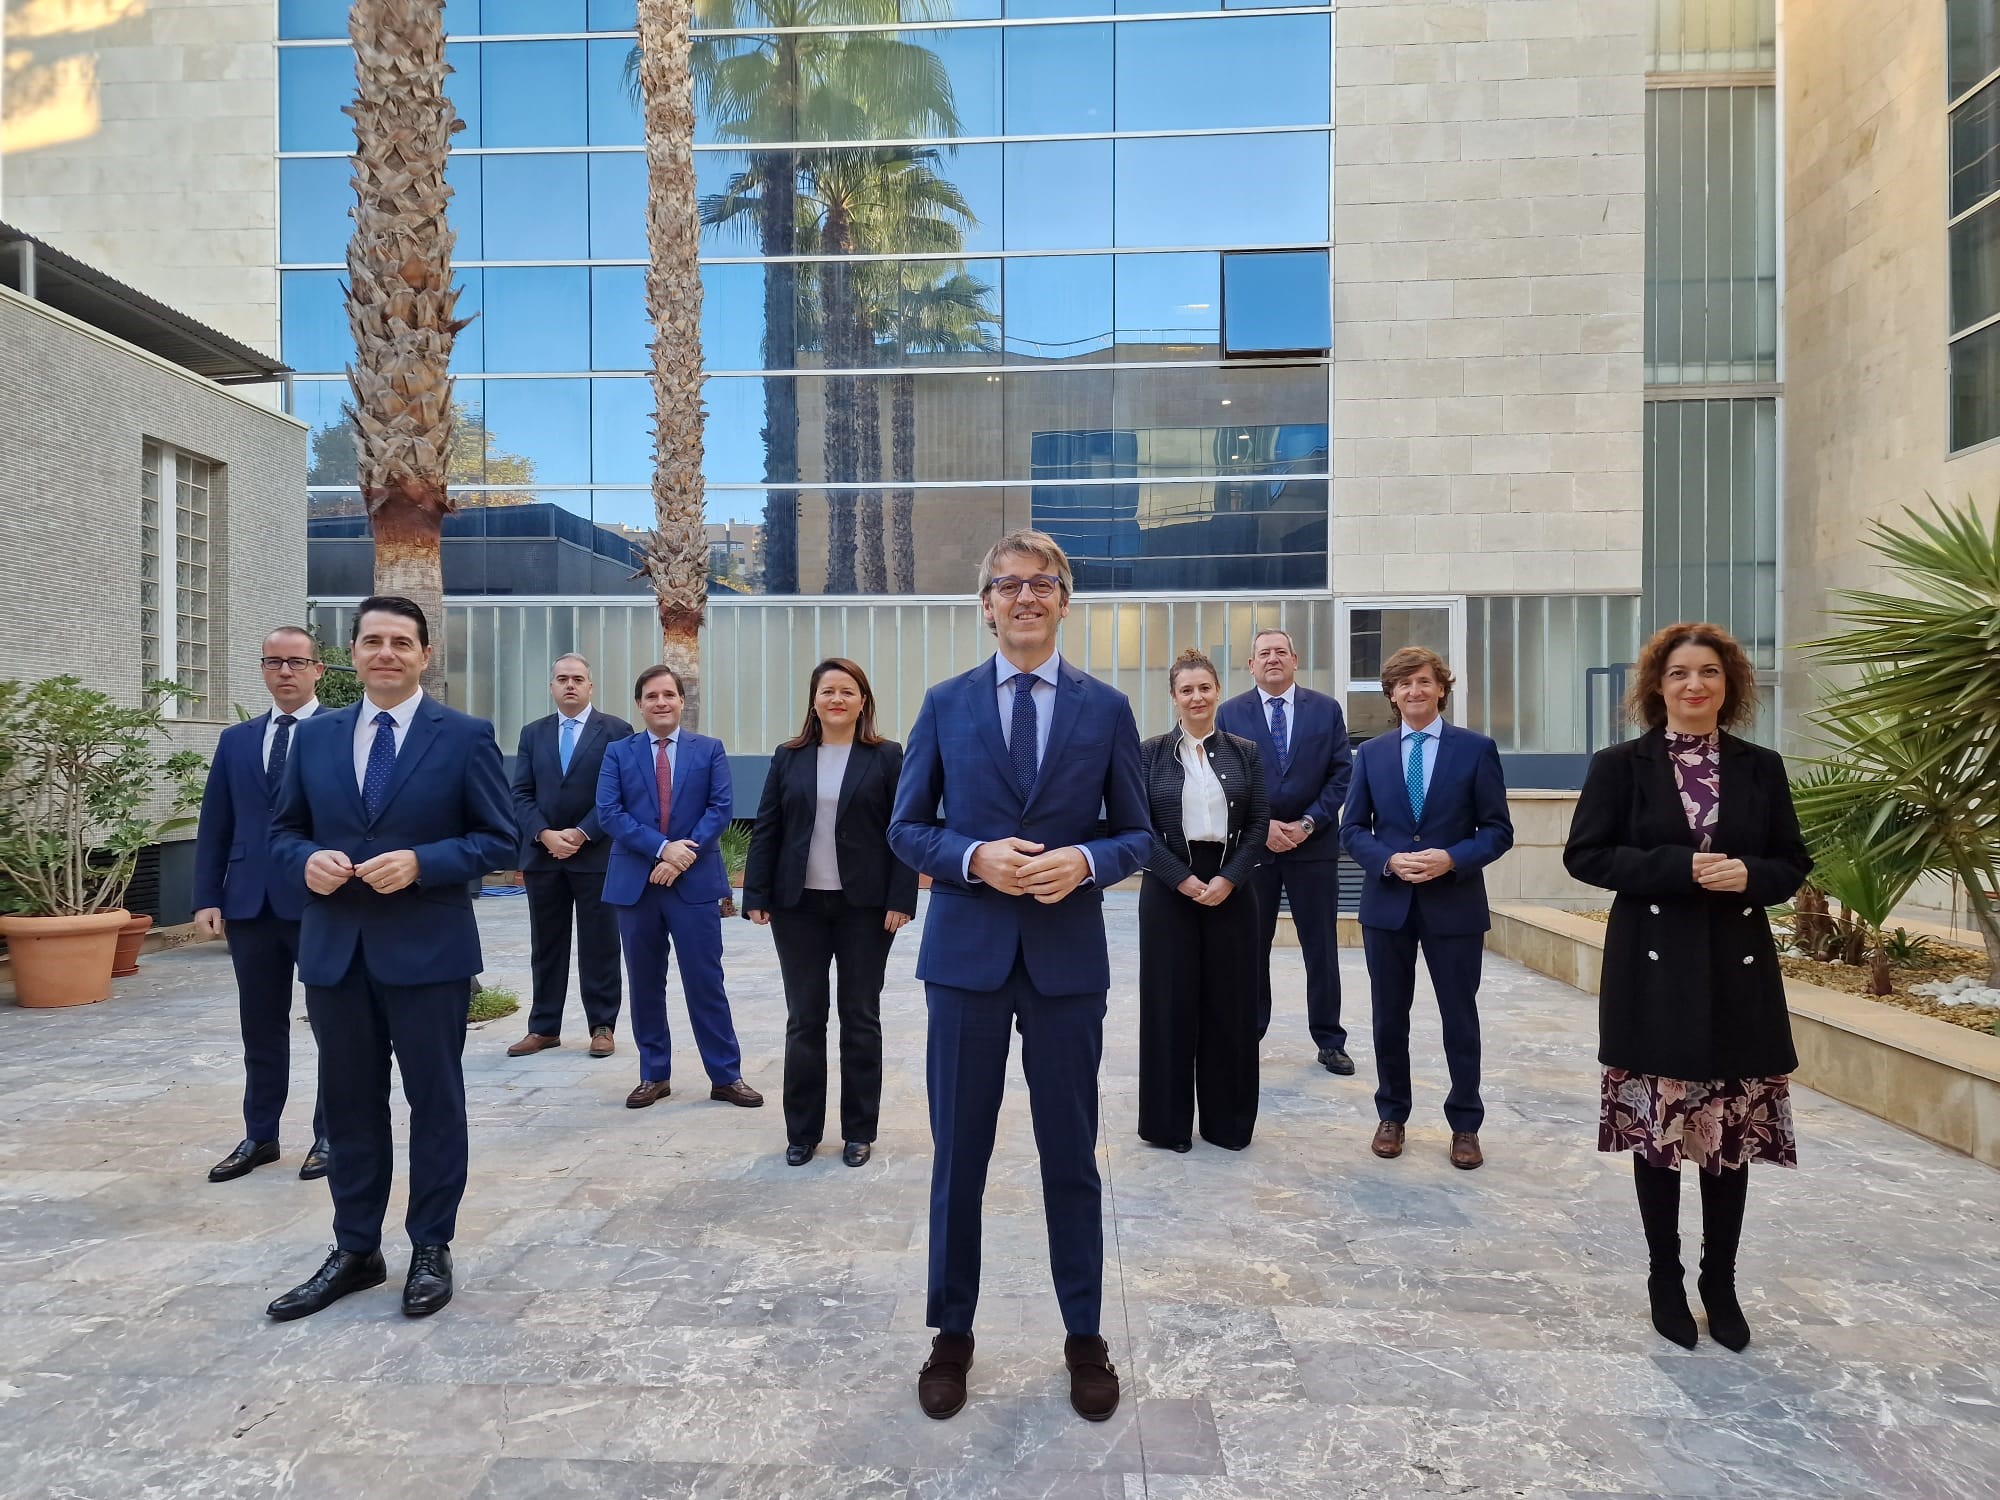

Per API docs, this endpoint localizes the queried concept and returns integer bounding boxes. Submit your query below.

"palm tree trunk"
[891,370,915,591]
[636,0,707,723]
[346,0,467,697]
[854,296,885,593]
[821,204,856,593]
[758,146,799,594]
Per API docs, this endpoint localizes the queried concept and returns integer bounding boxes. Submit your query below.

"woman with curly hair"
[1563,622,1812,1351]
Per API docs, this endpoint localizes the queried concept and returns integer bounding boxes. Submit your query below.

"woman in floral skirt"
[1564,622,1812,1351]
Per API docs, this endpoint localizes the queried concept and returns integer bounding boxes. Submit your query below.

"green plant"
[720,818,752,874]
[469,985,521,1024]
[0,677,206,917]
[1880,927,1937,964]
[1792,762,1930,995]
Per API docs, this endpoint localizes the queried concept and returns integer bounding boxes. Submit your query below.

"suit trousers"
[1361,906,1485,1133]
[1137,845,1261,1151]
[228,913,324,1145]
[1248,857,1346,1050]
[524,865,623,1036]
[926,952,1105,1338]
[769,890,892,1147]
[305,952,469,1253]
[615,884,743,1085]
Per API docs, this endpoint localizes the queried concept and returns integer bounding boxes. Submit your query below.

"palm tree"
[1791,762,1930,995]
[344,0,468,694]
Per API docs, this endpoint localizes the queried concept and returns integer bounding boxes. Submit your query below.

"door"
[1336,597,1466,744]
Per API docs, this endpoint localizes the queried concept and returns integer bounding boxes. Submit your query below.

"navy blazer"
[511,710,633,873]
[741,738,920,916]
[269,697,517,987]
[192,713,304,923]
[1338,721,1514,936]
[1215,685,1351,863]
[888,657,1152,996]
[595,729,733,908]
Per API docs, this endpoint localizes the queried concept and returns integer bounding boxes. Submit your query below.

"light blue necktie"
[1405,730,1431,823]
[1009,673,1039,802]
[362,711,398,818]
[559,716,577,774]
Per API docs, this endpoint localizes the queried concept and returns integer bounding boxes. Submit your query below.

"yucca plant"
[1792,763,1929,995]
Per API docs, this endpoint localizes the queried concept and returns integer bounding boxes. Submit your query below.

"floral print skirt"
[1598,1068,1798,1173]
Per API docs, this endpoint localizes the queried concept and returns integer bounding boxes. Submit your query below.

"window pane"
[281,269,349,373]
[1116,16,1329,132]
[1004,24,1109,136]
[279,1,350,39]
[1953,77,2000,217]
[701,144,1000,254]
[591,0,639,28]
[593,265,651,371]
[445,0,478,37]
[483,41,587,147]
[1952,202,2000,333]
[1648,0,1776,73]
[1004,256,1112,362]
[298,380,359,487]
[590,152,650,257]
[447,152,483,260]
[1222,249,1330,355]
[786,487,1026,594]
[592,378,655,484]
[484,377,594,484]
[1952,0,2000,99]
[448,44,483,148]
[485,154,590,259]
[1115,252,1219,359]
[483,0,586,31]
[279,45,354,152]
[699,263,766,371]
[1006,0,1111,16]
[1643,397,1778,666]
[484,267,591,371]
[280,157,353,263]
[1005,140,1112,250]
[894,259,1001,366]
[1113,364,1328,476]
[1954,318,2000,450]
[1114,133,1328,247]
[1041,478,1326,591]
[703,371,1005,485]
[589,37,643,144]
[694,28,997,145]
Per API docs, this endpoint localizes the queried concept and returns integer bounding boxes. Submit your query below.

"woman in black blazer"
[1137,648,1270,1152]
[744,658,918,1168]
[1564,622,1811,1354]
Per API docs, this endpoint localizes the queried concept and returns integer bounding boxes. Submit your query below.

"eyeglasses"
[259,656,319,671]
[986,575,1063,601]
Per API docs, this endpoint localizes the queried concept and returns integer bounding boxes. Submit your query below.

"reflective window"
[482,377,594,484]
[280,269,350,373]
[701,263,774,370]
[278,45,355,152]
[1004,256,1112,362]
[1953,78,2000,217]
[453,269,486,373]
[1222,250,1330,355]
[483,0,587,31]
[592,378,656,485]
[280,157,354,264]
[894,260,1002,365]
[1114,133,1328,247]
[1003,24,1110,136]
[1007,0,1112,16]
[280,2,351,39]
[450,44,484,147]
[1041,478,1326,592]
[1952,0,2000,100]
[701,143,1000,254]
[483,154,591,259]
[1112,365,1327,475]
[593,266,652,371]
[1954,202,2000,334]
[483,41,588,147]
[1115,253,1219,358]
[694,27,996,145]
[297,380,360,487]
[590,0,639,27]
[588,38,644,144]
[1954,320,2000,449]
[1643,398,1778,666]
[484,267,592,371]
[589,153,650,258]
[1005,140,1112,250]
[1115,15,1329,132]
[447,152,484,259]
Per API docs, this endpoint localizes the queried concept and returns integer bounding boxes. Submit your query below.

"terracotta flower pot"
[112,913,154,977]
[0,909,130,1008]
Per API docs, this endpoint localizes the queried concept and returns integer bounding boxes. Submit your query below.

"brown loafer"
[1371,1120,1405,1159]
[507,1033,560,1057]
[625,1079,670,1109]
[709,1079,764,1107]
[918,1332,974,1419]
[1450,1131,1484,1170]
[588,1026,615,1058]
[1063,1334,1120,1422]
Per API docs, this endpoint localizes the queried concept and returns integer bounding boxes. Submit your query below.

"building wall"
[1332,0,1648,597]
[0,0,279,356]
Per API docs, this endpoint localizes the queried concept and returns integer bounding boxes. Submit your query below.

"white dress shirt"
[804,740,852,891]
[353,690,424,792]
[262,697,320,771]
[1261,683,1298,740]
[558,702,594,736]
[649,727,682,859]
[1399,715,1445,801]
[963,649,1096,885]
[1176,729,1230,843]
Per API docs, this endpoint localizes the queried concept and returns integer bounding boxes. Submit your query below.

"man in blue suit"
[192,626,329,1183]
[266,597,516,1321]
[595,664,762,1112]
[1216,627,1355,1073]
[1339,646,1513,1170]
[889,529,1152,1426]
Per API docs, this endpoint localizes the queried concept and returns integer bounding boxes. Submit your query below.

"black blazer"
[743,738,920,915]
[1564,729,1812,1080]
[511,709,634,873]
[1138,727,1269,891]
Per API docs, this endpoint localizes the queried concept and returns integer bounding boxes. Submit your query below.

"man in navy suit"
[889,529,1151,1425]
[595,664,762,1112]
[265,597,516,1321]
[192,626,330,1183]
[1339,646,1513,1170]
[1217,627,1355,1072]
[507,653,632,1059]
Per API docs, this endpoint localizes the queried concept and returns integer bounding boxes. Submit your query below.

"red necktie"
[655,736,673,835]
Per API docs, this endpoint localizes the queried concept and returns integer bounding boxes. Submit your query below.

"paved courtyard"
[1,893,1996,1499]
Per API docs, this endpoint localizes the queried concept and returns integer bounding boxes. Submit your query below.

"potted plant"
[0,677,204,1007]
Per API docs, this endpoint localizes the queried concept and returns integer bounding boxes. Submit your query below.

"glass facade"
[1951,1,2000,450]
[277,1,1334,595]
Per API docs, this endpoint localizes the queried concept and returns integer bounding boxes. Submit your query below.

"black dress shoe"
[266,1247,387,1321]
[1064,1334,1121,1421]
[299,1138,331,1181]
[918,1332,974,1419]
[1318,1047,1356,1075]
[209,1139,279,1183]
[842,1141,871,1168]
[1141,1137,1193,1153]
[786,1142,814,1166]
[403,1243,454,1317]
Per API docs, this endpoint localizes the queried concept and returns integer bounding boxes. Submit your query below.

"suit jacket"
[595,729,733,908]
[1564,729,1812,1079]
[1138,728,1269,892]
[742,738,920,916]
[269,697,516,987]
[1215,685,1351,863]
[889,657,1152,996]
[193,713,304,923]
[511,710,634,873]
[1338,721,1514,935]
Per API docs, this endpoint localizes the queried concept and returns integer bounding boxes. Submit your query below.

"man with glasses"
[890,530,1151,1425]
[193,627,331,1183]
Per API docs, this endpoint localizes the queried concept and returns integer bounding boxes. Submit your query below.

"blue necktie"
[267,713,296,797]
[559,716,577,774]
[1268,696,1290,775]
[1406,730,1431,823]
[1009,672,1039,802]
[362,710,398,818]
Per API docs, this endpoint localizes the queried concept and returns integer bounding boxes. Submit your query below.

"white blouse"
[1176,730,1230,843]
[803,741,852,891]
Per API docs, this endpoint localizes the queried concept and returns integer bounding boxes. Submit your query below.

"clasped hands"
[1264,819,1310,853]
[1386,848,1454,884]
[970,838,1088,904]
[1691,851,1749,893]
[649,838,700,886]
[538,827,587,860]
[304,848,420,895]
[1176,874,1237,907]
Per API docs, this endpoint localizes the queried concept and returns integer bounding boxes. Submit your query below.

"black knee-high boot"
[1632,1154,1698,1348]
[1697,1163,1751,1351]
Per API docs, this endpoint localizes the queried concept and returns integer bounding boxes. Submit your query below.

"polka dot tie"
[1405,730,1430,824]
[362,710,398,818]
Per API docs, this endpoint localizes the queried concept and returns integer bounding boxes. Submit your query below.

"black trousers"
[769,890,893,1146]
[1248,856,1346,1050]
[1138,843,1262,1150]
[1361,906,1485,1133]
[524,864,622,1036]
[227,913,324,1145]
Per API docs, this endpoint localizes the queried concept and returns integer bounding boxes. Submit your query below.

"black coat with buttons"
[742,739,920,916]
[1563,729,1813,1080]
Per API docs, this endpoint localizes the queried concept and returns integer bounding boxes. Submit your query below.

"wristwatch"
[1298,816,1316,837]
